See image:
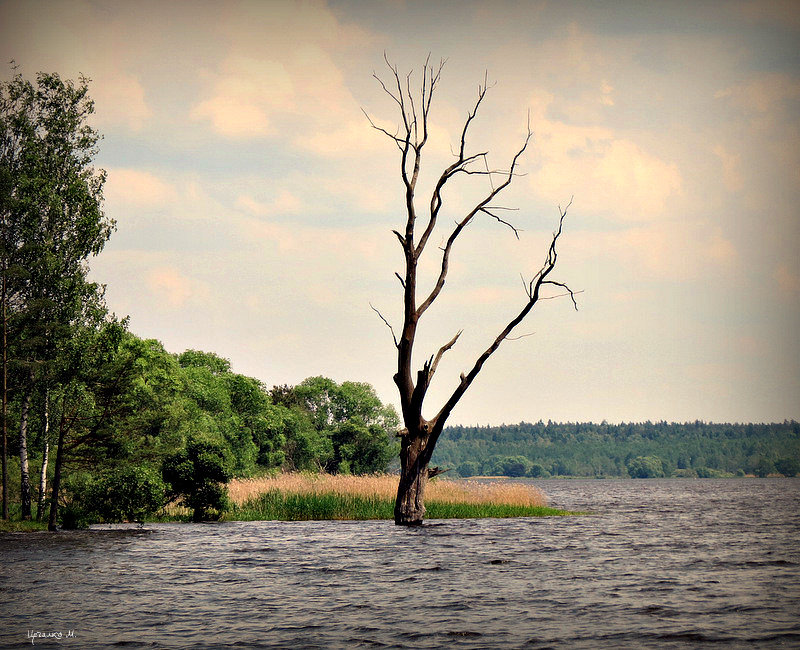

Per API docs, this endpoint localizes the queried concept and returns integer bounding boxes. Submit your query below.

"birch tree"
[0,68,113,519]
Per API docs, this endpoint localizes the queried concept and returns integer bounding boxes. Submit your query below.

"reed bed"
[228,473,548,507]
[226,473,567,521]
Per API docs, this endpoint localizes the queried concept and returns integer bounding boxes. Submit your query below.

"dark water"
[1,479,798,649]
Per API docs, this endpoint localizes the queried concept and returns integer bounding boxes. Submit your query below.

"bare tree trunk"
[394,431,430,524]
[36,390,50,521]
[19,381,33,520]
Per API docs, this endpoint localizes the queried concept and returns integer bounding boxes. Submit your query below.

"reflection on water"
[1,479,798,648]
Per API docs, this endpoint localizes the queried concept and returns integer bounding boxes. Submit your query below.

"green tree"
[626,455,666,478]
[47,319,142,530]
[176,351,258,475]
[775,457,800,477]
[162,437,233,522]
[1,68,113,519]
[753,457,776,478]
[457,461,480,477]
[273,377,399,474]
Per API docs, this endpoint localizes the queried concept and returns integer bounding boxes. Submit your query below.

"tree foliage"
[1,67,114,520]
[162,438,233,522]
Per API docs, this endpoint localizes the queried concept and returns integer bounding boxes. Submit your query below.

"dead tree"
[366,56,576,525]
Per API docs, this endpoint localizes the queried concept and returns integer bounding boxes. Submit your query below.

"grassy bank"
[226,473,573,521]
[0,519,49,532]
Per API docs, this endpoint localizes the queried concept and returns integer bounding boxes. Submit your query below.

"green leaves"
[272,376,399,474]
[162,438,233,522]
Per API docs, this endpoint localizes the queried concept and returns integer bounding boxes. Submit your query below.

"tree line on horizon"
[433,420,800,479]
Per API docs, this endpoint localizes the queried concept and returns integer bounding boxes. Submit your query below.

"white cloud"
[715,73,800,117]
[105,168,177,207]
[190,57,294,138]
[570,221,737,282]
[147,267,209,308]
[91,73,151,131]
[531,121,682,222]
[236,190,303,217]
[774,264,800,295]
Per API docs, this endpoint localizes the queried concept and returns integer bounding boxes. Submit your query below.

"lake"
[1,478,798,648]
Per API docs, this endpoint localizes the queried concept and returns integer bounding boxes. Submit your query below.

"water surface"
[1,478,798,648]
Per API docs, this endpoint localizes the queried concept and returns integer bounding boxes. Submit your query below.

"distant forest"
[432,421,800,478]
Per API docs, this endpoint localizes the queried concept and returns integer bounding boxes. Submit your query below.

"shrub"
[626,455,666,478]
[162,437,233,521]
[61,465,166,528]
[457,461,480,477]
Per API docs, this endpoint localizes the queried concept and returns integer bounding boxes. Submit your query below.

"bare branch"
[480,207,520,239]
[505,331,536,341]
[394,272,406,289]
[540,284,581,310]
[414,79,492,259]
[371,71,403,108]
[417,126,533,318]
[428,329,462,380]
[362,108,405,150]
[427,466,450,479]
[370,303,398,347]
[391,229,406,247]
[432,198,574,430]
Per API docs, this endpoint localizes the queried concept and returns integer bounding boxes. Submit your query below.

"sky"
[1,0,798,425]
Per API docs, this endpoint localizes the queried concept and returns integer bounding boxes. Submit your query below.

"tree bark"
[36,390,50,521]
[19,381,33,520]
[48,410,66,531]
[394,431,430,525]
[1,264,7,520]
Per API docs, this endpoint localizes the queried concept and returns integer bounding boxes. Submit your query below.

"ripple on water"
[0,479,798,649]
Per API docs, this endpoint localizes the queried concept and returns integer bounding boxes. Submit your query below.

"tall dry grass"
[228,473,547,508]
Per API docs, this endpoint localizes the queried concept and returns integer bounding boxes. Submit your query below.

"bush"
[775,457,800,477]
[626,456,666,478]
[61,465,166,528]
[457,461,480,477]
[162,437,233,521]
[96,465,166,522]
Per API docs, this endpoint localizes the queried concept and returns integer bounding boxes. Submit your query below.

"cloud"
[774,264,800,295]
[570,221,737,281]
[189,10,371,144]
[91,73,151,131]
[190,56,294,138]
[712,144,744,192]
[715,73,800,116]
[147,267,208,308]
[104,168,177,207]
[236,190,303,217]
[526,92,682,222]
